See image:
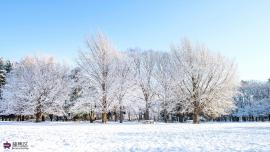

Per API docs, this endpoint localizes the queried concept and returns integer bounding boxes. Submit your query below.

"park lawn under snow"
[0,122,270,152]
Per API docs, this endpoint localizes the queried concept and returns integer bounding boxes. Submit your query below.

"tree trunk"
[139,112,142,121]
[144,108,150,120]
[192,77,200,124]
[164,109,168,123]
[102,113,107,123]
[35,99,42,122]
[42,115,45,121]
[49,114,53,121]
[101,82,108,123]
[193,113,199,124]
[17,115,21,121]
[193,108,200,124]
[119,106,124,123]
[36,112,42,122]
[128,111,131,121]
[89,111,95,123]
[114,108,118,122]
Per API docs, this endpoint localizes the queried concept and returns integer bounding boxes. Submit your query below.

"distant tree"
[234,80,270,119]
[4,60,12,73]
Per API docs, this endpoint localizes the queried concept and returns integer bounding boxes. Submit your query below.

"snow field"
[0,122,270,152]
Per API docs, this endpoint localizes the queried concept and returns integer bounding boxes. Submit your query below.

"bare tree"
[77,33,118,123]
[171,39,238,124]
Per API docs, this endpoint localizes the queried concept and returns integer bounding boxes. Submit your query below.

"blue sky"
[0,0,270,81]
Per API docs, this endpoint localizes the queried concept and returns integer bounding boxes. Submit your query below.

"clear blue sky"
[0,0,270,81]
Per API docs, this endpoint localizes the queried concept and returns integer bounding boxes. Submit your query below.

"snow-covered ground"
[0,122,270,152]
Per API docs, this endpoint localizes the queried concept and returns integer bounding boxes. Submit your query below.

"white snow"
[0,122,270,152]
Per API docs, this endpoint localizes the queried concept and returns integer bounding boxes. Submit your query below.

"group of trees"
[233,80,270,121]
[0,57,69,122]
[0,33,240,124]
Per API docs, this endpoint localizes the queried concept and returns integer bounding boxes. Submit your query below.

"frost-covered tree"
[4,60,12,73]
[112,54,135,123]
[69,67,98,123]
[171,40,238,123]
[0,58,12,114]
[0,73,5,100]
[129,49,157,120]
[65,68,82,115]
[0,58,8,99]
[234,80,270,119]
[0,58,5,88]
[77,33,118,123]
[2,56,70,122]
[153,52,176,122]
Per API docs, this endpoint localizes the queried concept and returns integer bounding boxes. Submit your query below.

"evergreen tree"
[4,60,12,73]
[0,58,6,98]
[0,58,5,84]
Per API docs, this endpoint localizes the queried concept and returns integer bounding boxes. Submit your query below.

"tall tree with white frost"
[153,52,176,122]
[171,40,238,124]
[112,54,135,123]
[129,49,157,120]
[2,56,69,122]
[77,33,118,123]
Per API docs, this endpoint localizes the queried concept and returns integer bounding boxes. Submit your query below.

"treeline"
[232,80,270,121]
[0,33,268,124]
